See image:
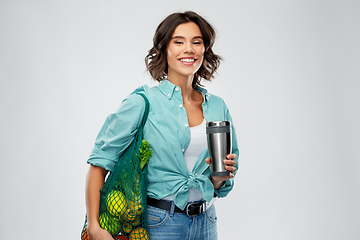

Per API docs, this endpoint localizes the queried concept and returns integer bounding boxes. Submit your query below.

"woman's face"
[166,22,205,80]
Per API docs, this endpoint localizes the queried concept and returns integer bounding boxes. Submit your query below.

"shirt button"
[168,93,171,97]
[185,123,188,127]
[182,149,185,152]
[179,104,183,108]
[175,87,179,91]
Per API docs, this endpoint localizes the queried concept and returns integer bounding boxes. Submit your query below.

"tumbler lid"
[206,121,231,127]
[206,121,231,134]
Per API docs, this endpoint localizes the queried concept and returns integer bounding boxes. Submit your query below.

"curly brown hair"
[145,11,221,88]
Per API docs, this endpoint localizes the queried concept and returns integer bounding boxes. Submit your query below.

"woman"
[85,11,239,240]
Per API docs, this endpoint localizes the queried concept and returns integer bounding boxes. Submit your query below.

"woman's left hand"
[205,153,237,183]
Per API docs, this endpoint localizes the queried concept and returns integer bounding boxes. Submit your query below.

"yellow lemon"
[99,212,121,236]
[129,227,149,240]
[106,190,127,217]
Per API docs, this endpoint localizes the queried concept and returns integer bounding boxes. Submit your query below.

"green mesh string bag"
[82,93,151,240]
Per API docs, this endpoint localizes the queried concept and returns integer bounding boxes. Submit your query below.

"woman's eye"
[194,41,202,45]
[175,41,183,44]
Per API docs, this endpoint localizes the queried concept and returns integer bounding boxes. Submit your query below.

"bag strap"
[136,93,150,128]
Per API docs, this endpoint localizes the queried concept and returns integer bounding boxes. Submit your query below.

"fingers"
[207,156,237,175]
[223,158,237,173]
[226,153,237,160]
[225,164,237,173]
[223,159,236,165]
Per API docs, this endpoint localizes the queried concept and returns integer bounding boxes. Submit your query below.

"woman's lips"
[178,58,197,65]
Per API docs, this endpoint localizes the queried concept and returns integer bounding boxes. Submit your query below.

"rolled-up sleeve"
[214,178,234,198]
[87,93,146,171]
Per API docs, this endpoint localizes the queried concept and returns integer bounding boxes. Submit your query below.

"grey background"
[1,0,359,239]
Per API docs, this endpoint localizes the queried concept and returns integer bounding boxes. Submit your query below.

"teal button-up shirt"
[88,80,239,210]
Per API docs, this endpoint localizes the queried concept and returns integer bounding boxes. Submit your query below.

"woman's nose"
[183,43,195,54]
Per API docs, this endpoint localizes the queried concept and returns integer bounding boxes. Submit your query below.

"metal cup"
[206,121,232,177]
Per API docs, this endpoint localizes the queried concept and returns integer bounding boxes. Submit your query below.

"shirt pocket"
[147,205,170,228]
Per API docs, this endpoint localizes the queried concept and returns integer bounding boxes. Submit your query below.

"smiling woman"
[85,11,239,240]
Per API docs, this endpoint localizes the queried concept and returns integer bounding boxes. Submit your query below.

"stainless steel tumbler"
[206,121,232,177]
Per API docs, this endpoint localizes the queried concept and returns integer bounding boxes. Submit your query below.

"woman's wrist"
[87,221,102,237]
[211,178,225,189]
[87,215,101,231]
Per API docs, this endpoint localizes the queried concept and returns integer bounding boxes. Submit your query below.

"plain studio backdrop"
[0,0,359,239]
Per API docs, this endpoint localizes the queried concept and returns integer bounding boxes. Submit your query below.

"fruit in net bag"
[121,221,133,234]
[123,208,137,222]
[129,200,143,216]
[81,226,90,240]
[99,211,122,236]
[115,235,129,240]
[106,190,127,217]
[129,227,149,240]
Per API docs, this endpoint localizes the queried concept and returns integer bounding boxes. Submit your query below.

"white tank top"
[163,119,207,202]
[184,119,207,172]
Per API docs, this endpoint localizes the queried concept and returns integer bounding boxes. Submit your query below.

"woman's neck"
[167,74,195,101]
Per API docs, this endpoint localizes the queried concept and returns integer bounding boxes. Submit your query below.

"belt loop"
[169,201,175,217]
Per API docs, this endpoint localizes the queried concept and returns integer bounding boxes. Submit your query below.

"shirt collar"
[195,85,210,102]
[157,79,177,100]
[157,79,210,102]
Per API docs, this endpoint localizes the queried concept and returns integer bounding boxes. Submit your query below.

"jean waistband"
[147,197,212,217]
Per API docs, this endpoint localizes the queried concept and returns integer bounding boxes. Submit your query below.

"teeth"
[180,58,195,62]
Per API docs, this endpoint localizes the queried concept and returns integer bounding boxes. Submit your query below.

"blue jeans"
[147,202,218,240]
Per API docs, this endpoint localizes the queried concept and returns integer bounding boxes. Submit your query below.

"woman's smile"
[178,57,198,65]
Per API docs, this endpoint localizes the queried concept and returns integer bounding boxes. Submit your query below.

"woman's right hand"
[88,225,114,240]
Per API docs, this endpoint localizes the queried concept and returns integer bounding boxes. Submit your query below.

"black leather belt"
[147,197,205,217]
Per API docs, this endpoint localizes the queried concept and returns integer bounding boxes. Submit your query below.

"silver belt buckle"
[186,202,204,217]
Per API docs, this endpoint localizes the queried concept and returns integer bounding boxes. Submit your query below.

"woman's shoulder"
[114,85,151,112]
[129,84,168,103]
[121,84,161,107]
[130,84,158,96]
[207,92,225,103]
